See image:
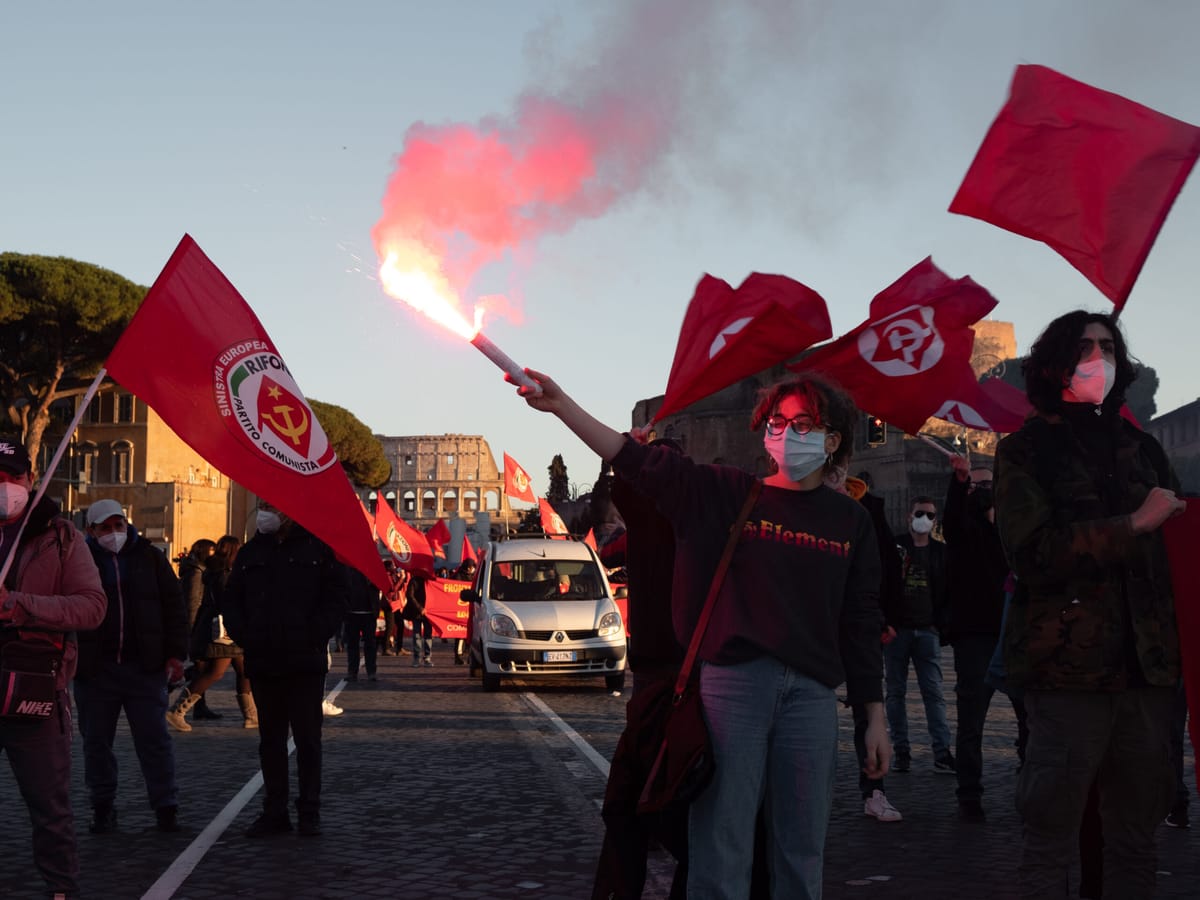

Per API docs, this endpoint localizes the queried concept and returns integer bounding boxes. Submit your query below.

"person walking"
[0,439,106,899]
[176,539,220,720]
[995,310,1185,897]
[404,572,434,667]
[222,499,348,837]
[74,498,188,835]
[344,566,383,683]
[885,496,955,775]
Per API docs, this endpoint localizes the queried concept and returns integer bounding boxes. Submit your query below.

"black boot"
[193,694,222,720]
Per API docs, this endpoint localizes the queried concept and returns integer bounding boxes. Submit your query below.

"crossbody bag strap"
[673,479,762,699]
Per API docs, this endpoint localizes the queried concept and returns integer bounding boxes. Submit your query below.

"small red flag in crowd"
[460,534,478,566]
[426,518,452,558]
[950,64,1200,311]
[374,499,435,577]
[104,235,389,591]
[539,498,569,535]
[791,258,997,435]
[503,452,538,503]
[583,528,597,551]
[656,272,832,422]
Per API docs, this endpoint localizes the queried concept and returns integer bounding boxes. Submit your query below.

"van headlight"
[598,611,622,637]
[489,614,518,638]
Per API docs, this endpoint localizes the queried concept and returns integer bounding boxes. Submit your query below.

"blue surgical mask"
[764,428,827,481]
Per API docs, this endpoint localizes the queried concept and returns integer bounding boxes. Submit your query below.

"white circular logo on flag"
[933,400,990,430]
[385,523,412,563]
[213,341,336,475]
[857,305,944,376]
[550,513,568,534]
[709,317,753,359]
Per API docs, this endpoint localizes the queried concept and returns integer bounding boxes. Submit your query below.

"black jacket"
[891,533,949,632]
[79,527,187,676]
[221,525,349,679]
[943,474,1008,640]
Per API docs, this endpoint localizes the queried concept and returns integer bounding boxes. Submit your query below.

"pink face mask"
[1065,358,1115,405]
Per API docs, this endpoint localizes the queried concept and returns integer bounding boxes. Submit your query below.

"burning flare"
[378,239,481,340]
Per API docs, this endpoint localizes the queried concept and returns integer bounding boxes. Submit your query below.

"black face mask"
[967,487,993,517]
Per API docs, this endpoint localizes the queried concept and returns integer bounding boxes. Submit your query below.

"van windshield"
[488,559,605,602]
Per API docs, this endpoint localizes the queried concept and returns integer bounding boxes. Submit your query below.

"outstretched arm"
[511,368,627,462]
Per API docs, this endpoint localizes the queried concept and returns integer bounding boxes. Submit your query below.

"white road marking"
[521,691,611,778]
[140,682,347,900]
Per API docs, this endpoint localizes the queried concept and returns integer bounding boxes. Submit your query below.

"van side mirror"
[460,588,480,603]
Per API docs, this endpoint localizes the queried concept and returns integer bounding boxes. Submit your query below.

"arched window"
[111,440,133,485]
[484,489,500,511]
[403,490,416,513]
[463,489,479,512]
[367,490,378,515]
[422,490,436,514]
[443,489,458,514]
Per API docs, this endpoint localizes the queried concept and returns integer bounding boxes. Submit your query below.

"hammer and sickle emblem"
[880,318,932,365]
[261,403,309,446]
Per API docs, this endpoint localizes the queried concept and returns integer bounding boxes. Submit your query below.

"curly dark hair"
[1022,311,1137,415]
[749,373,857,471]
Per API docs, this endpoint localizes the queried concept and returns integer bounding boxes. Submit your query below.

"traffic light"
[866,415,887,447]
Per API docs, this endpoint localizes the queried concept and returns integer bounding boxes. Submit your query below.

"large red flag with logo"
[426,518,452,559]
[373,499,435,577]
[1162,501,1200,794]
[655,273,832,422]
[790,258,997,435]
[539,498,569,535]
[104,235,389,591]
[503,452,538,503]
[930,365,1032,434]
[950,65,1200,311]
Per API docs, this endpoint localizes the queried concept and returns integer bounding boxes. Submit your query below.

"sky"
[3,0,1199,498]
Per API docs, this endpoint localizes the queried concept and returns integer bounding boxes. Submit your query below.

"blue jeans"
[688,657,837,900]
[883,627,951,757]
[73,658,178,811]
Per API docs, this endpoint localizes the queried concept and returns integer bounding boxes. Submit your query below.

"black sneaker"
[244,813,293,838]
[298,815,322,837]
[893,752,911,773]
[934,752,957,774]
[1164,806,1190,829]
[89,805,118,835]
[155,805,180,833]
[957,798,986,823]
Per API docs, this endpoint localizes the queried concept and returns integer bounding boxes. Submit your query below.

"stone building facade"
[368,434,523,536]
[41,382,254,559]
[1146,397,1200,493]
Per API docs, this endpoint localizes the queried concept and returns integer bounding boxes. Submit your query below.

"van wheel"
[605,672,626,692]
[482,671,501,692]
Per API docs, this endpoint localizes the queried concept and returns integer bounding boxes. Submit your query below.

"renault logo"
[554,632,565,643]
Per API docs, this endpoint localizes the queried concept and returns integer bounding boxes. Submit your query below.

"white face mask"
[1065,358,1116,405]
[98,531,127,554]
[764,428,828,482]
[256,510,282,534]
[910,513,935,535]
[0,482,30,521]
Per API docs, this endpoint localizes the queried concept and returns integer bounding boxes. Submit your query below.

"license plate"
[543,650,576,662]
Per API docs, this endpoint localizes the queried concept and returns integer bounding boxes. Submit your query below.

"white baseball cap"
[86,499,127,526]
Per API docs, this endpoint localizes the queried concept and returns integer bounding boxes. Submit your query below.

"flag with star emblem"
[503,452,538,504]
[104,234,390,591]
[655,272,832,422]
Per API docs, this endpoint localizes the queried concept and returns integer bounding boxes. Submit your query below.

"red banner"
[418,577,473,638]
[104,235,388,591]
[374,499,435,577]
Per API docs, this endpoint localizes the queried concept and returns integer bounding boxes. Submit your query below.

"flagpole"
[0,367,108,586]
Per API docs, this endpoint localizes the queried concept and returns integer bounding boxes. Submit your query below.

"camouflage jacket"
[994,413,1179,692]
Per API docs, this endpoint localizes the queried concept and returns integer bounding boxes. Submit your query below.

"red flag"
[1162,502,1200,793]
[503,452,538,503]
[373,500,435,577]
[655,273,832,422]
[931,369,1032,434]
[426,518,452,558]
[583,528,597,551]
[790,258,997,434]
[104,235,389,591]
[460,534,478,566]
[358,496,375,531]
[950,65,1200,310]
[539,498,569,535]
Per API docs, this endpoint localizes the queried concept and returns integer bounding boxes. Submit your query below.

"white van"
[461,535,627,691]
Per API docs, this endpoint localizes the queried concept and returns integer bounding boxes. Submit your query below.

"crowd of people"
[0,308,1193,899]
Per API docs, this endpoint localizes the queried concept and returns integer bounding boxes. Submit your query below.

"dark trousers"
[852,702,883,799]
[0,691,78,895]
[1017,687,1174,899]
[1168,679,1190,811]
[251,673,325,819]
[344,612,378,677]
[953,635,996,799]
[73,658,178,810]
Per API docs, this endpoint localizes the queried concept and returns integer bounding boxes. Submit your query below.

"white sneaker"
[863,789,902,822]
[322,700,344,717]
